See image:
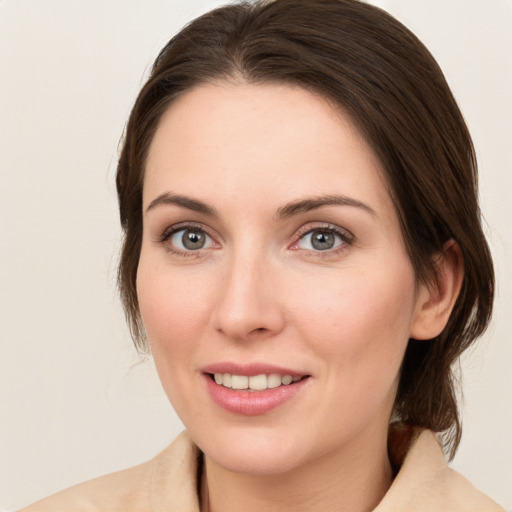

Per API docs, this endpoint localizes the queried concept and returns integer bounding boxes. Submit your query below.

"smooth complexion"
[137,83,461,512]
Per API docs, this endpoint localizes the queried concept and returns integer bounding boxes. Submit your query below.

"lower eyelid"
[291,225,353,249]
[154,222,352,256]
[298,234,343,252]
[152,223,219,254]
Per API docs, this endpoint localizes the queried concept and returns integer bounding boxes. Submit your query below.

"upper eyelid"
[156,223,218,255]
[287,223,354,256]
[293,222,353,240]
[161,221,216,239]
[156,220,353,246]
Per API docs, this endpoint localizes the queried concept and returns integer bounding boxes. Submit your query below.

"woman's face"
[138,82,426,475]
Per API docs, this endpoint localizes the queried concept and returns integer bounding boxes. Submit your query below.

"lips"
[213,372,303,390]
[202,363,310,415]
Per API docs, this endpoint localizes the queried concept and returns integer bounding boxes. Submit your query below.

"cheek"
[290,262,417,374]
[136,259,219,420]
[136,259,214,370]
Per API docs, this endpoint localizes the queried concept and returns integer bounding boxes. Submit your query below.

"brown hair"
[116,0,494,458]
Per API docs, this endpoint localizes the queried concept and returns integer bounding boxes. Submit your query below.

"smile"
[212,373,303,391]
[203,367,310,415]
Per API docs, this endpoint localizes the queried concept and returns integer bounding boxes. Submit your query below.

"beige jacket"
[21,429,504,511]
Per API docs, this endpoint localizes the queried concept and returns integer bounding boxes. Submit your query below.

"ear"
[410,240,464,340]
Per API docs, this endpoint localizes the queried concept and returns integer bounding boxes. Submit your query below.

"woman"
[21,0,504,510]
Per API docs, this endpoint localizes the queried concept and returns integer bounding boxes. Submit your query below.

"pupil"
[182,230,205,250]
[312,231,334,250]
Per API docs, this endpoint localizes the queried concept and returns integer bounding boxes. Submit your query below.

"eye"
[165,227,216,252]
[294,226,351,252]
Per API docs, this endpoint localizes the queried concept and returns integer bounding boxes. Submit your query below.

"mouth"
[208,372,308,391]
[201,363,311,415]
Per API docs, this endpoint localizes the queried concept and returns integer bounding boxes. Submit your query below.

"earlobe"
[410,240,464,340]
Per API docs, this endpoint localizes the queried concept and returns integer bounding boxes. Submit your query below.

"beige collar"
[152,428,503,512]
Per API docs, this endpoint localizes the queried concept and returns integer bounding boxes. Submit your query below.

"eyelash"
[290,223,354,257]
[154,222,354,258]
[155,222,217,258]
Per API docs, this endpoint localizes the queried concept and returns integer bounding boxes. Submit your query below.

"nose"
[212,250,285,342]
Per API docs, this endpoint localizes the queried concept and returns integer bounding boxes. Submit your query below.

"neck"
[200,429,393,512]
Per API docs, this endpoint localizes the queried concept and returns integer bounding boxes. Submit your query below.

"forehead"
[144,82,392,219]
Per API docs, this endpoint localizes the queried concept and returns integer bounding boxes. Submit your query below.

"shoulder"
[19,460,152,512]
[377,427,505,512]
[19,431,201,512]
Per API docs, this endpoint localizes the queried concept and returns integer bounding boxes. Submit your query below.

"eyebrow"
[145,192,218,217]
[145,192,376,219]
[276,195,376,219]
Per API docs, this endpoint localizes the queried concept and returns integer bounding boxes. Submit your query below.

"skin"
[137,82,461,512]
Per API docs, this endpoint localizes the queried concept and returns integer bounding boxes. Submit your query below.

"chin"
[192,423,313,476]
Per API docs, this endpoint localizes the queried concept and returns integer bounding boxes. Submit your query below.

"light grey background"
[0,1,510,510]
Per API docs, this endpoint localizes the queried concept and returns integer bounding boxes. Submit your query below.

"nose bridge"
[213,242,282,340]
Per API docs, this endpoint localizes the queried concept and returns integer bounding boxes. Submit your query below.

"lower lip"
[204,374,309,416]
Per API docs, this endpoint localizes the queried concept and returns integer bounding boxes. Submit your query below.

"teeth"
[212,373,303,391]
[281,375,293,385]
[267,373,282,389]
[231,375,248,390]
[249,374,267,391]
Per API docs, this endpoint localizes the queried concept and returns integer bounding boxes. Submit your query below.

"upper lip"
[201,362,308,377]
